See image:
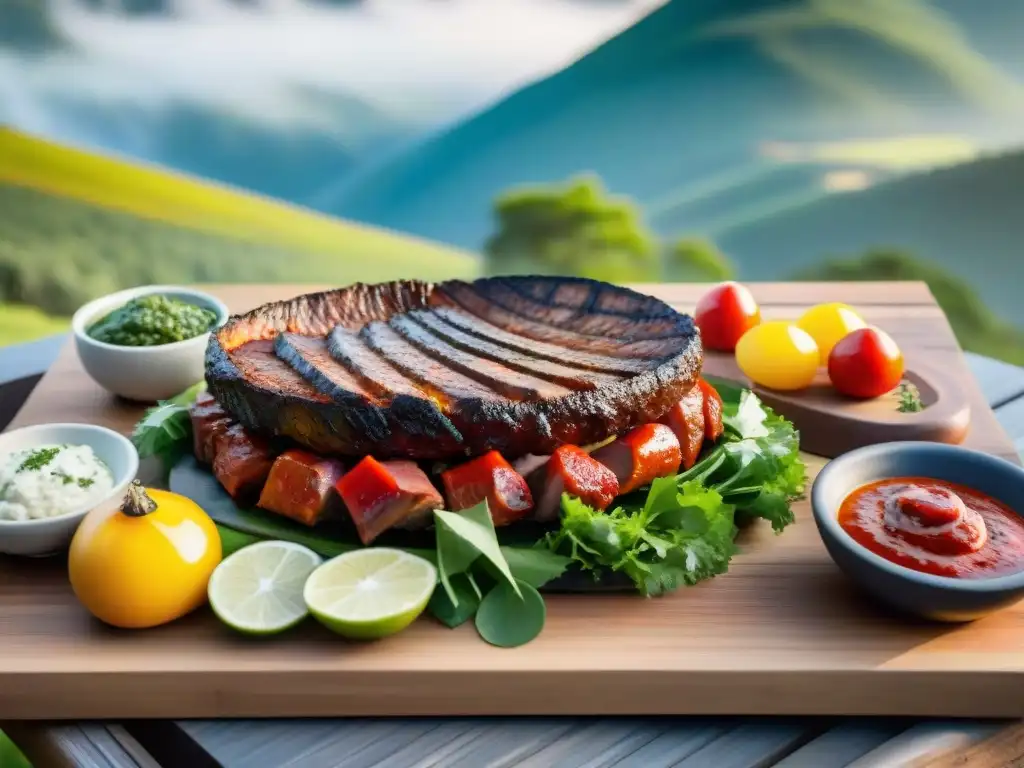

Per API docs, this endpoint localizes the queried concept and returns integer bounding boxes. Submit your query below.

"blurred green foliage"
[794,249,1024,365]
[666,238,735,282]
[485,177,733,284]
[485,177,661,282]
[0,182,474,320]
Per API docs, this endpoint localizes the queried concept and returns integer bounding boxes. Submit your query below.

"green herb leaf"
[474,579,546,648]
[546,487,737,597]
[897,381,924,413]
[500,546,571,589]
[735,490,795,533]
[434,503,521,605]
[724,390,771,439]
[131,382,208,473]
[428,573,482,628]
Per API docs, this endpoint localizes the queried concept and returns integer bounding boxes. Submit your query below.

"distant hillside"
[718,148,1024,326]
[38,96,413,206]
[0,129,478,319]
[322,0,1024,249]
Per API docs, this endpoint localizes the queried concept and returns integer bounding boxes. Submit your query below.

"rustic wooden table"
[1,287,1024,767]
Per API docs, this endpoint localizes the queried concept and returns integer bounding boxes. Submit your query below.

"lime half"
[208,540,322,635]
[304,548,437,640]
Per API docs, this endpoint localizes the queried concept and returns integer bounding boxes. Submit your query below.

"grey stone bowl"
[811,441,1024,622]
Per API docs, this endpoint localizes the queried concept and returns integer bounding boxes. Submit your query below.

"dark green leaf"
[499,546,571,588]
[428,573,481,628]
[217,525,261,557]
[475,580,546,648]
[435,505,521,597]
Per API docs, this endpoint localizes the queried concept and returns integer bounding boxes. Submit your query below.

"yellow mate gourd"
[69,480,222,629]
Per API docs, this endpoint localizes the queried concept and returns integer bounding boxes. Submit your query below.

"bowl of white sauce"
[0,423,139,557]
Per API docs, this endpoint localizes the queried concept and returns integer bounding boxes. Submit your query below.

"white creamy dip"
[0,444,114,522]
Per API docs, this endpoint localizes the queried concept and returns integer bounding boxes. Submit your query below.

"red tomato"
[828,327,904,399]
[694,282,761,352]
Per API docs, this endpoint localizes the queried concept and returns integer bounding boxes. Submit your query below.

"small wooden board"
[1,282,1022,720]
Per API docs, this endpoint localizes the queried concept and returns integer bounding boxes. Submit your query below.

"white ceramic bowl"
[0,423,139,557]
[72,285,229,402]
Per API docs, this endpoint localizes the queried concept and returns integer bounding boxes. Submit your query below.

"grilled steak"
[191,391,234,464]
[529,445,620,522]
[206,277,702,460]
[591,423,682,495]
[660,385,706,470]
[441,450,534,526]
[335,457,443,544]
[258,449,346,527]
[211,424,275,499]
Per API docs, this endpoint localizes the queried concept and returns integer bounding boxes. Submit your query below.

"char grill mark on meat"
[227,340,331,403]
[275,333,379,404]
[326,326,436,401]
[206,277,703,459]
[472,278,684,342]
[355,322,501,402]
[428,307,649,376]
[388,313,573,401]
[274,332,391,441]
[406,309,623,391]
[433,281,678,359]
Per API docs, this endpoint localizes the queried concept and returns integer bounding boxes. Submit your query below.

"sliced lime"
[207,540,322,636]
[304,548,437,640]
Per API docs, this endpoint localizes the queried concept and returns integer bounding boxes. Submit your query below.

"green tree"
[664,237,734,282]
[484,176,660,283]
[793,248,1024,365]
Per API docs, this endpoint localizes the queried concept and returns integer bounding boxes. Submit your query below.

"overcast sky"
[1,0,666,135]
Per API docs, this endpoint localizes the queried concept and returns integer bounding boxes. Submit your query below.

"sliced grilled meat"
[206,276,702,459]
[335,457,443,545]
[699,378,725,442]
[660,385,706,470]
[258,450,346,527]
[211,424,275,500]
[591,423,682,495]
[529,445,620,522]
[441,451,533,526]
[191,391,235,464]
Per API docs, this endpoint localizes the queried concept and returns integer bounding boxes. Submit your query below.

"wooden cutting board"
[0,282,1021,720]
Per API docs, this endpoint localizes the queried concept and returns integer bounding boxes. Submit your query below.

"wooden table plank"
[965,352,1024,409]
[843,721,1007,767]
[917,721,1024,767]
[1,722,160,768]
[772,721,910,768]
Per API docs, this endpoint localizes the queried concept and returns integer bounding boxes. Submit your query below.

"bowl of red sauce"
[812,442,1024,622]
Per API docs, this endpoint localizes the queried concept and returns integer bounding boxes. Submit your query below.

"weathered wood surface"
[3,282,1024,767]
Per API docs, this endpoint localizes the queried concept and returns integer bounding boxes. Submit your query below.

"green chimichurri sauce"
[88,295,217,347]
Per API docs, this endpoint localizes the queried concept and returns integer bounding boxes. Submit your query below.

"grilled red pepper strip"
[441,450,533,526]
[659,385,706,470]
[699,378,725,442]
[592,423,682,495]
[335,456,443,545]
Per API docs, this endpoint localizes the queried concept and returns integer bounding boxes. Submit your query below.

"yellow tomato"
[796,303,866,365]
[69,481,222,629]
[735,321,820,391]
